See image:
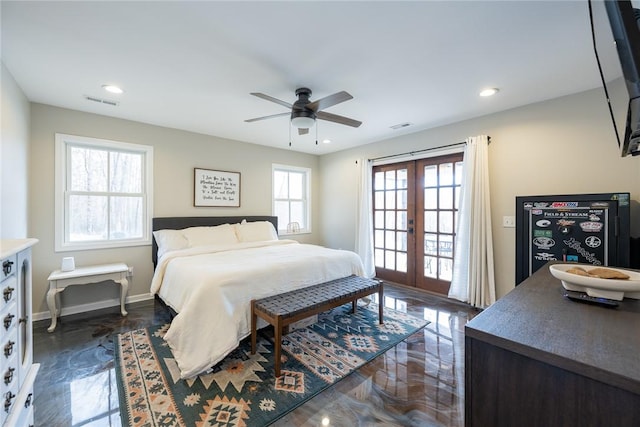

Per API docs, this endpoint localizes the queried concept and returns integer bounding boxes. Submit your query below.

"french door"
[373,153,464,295]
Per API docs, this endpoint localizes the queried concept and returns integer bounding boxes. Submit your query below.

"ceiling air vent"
[390,122,412,130]
[84,95,119,106]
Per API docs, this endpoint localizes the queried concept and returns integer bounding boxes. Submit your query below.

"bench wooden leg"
[251,300,257,354]
[352,299,357,313]
[274,317,282,377]
[378,281,384,324]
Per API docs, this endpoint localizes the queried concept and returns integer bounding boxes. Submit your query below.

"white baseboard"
[32,293,154,321]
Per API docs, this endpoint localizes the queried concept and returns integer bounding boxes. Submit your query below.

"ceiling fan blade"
[250,92,292,109]
[316,111,362,128]
[298,128,309,135]
[306,91,353,112]
[244,112,290,123]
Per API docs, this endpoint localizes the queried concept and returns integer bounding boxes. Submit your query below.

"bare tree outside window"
[55,134,153,251]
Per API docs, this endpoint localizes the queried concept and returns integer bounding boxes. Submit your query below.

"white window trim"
[272,164,312,235]
[54,133,154,252]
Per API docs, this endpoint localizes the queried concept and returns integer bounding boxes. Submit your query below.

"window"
[272,164,311,234]
[55,133,153,251]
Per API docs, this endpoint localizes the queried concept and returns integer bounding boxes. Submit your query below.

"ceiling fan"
[245,87,362,135]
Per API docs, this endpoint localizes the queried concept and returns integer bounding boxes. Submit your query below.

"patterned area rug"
[114,303,429,426]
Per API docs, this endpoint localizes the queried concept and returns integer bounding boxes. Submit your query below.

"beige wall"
[319,87,640,299]
[1,62,30,238]
[29,103,320,316]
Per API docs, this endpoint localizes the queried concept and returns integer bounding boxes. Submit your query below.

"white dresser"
[0,239,39,427]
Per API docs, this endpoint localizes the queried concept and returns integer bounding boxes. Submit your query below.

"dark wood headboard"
[152,216,278,266]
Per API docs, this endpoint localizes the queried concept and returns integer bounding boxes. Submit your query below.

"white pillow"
[183,223,239,248]
[153,229,189,259]
[235,220,278,242]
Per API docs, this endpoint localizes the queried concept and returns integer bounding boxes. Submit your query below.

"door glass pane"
[385,211,396,229]
[385,170,396,190]
[374,171,385,191]
[397,211,407,230]
[396,231,407,251]
[397,252,407,273]
[439,187,453,209]
[424,233,438,255]
[439,163,454,185]
[374,191,384,208]
[396,169,408,188]
[375,249,384,267]
[439,258,453,281]
[424,188,437,209]
[439,211,453,233]
[455,186,461,209]
[424,256,437,278]
[375,210,384,228]
[385,191,396,209]
[397,168,408,189]
[424,165,437,187]
[385,230,396,250]
[397,190,407,209]
[424,211,437,232]
[455,161,464,185]
[385,250,396,269]
[439,234,453,257]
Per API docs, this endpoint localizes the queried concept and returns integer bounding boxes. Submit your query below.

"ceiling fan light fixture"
[291,114,315,129]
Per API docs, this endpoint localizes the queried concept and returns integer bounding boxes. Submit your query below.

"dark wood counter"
[465,262,640,426]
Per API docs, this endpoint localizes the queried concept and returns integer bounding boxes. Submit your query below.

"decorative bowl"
[548,263,640,301]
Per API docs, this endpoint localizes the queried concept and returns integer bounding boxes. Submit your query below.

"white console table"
[46,262,129,332]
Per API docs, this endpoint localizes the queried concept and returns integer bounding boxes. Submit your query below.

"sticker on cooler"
[534,252,557,261]
[532,237,555,249]
[580,221,603,232]
[585,236,602,248]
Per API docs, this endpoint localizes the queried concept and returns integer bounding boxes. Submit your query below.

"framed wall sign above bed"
[194,168,240,207]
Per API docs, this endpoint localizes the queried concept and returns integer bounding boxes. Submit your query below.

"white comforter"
[150,240,365,379]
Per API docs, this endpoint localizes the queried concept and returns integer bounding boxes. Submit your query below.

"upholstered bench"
[251,275,383,377]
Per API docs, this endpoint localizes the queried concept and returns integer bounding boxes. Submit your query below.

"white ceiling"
[1,1,608,155]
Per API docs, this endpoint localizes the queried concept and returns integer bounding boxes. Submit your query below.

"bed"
[150,216,366,379]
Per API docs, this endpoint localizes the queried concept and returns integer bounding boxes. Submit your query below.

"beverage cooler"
[515,193,630,285]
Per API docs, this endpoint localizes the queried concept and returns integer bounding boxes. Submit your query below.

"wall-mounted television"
[590,0,640,157]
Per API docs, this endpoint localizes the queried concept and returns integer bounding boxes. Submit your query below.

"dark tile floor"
[33,283,478,426]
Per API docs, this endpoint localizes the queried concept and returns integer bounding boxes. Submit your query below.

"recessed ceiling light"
[102,84,124,94]
[322,139,331,144]
[479,88,499,97]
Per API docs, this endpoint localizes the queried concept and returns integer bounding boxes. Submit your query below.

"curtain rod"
[367,136,491,163]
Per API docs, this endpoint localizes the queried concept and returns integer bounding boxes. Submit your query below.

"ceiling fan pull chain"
[289,121,292,147]
[315,122,318,145]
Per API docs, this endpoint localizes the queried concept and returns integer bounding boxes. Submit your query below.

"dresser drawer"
[0,351,19,396]
[0,300,18,336]
[0,276,17,313]
[1,256,16,281]
[1,328,18,363]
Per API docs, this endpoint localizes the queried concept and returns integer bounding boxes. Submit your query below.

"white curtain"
[355,158,376,278]
[448,135,496,308]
